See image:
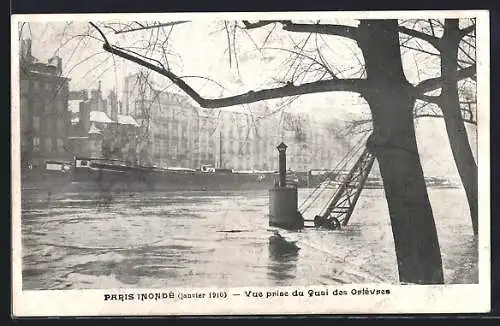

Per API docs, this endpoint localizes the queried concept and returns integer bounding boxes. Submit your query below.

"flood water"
[20,187,478,290]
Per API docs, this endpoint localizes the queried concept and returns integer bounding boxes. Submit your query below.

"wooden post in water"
[268,142,303,230]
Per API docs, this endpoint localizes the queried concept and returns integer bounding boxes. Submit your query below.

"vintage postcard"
[11,10,490,316]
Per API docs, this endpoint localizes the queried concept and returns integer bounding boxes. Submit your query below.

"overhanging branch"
[242,20,286,29]
[89,22,110,45]
[102,42,366,108]
[91,22,475,111]
[281,22,358,40]
[242,21,358,40]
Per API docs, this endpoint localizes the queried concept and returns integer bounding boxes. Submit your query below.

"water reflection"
[267,232,299,282]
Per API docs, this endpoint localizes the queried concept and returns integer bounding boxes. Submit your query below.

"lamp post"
[277,142,287,188]
[268,141,303,230]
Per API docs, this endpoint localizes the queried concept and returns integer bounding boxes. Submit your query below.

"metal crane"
[298,133,377,230]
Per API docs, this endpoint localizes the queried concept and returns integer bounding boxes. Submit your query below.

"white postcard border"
[11,10,491,316]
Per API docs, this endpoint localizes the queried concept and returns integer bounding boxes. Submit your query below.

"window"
[21,98,29,129]
[56,119,64,134]
[33,116,40,132]
[45,137,53,152]
[46,119,52,135]
[33,137,40,152]
[57,101,64,113]
[57,139,64,152]
[33,81,39,90]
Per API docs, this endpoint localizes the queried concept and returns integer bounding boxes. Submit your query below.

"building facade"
[19,39,71,169]
[68,86,140,161]
[122,73,201,168]
[118,72,343,172]
[213,109,338,172]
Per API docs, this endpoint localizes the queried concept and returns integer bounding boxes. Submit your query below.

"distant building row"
[18,38,341,172]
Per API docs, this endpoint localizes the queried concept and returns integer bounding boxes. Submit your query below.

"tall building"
[213,107,283,171]
[19,38,71,169]
[120,72,344,171]
[122,73,201,168]
[197,109,217,167]
[213,108,341,172]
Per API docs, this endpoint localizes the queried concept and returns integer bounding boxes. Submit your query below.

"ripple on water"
[20,188,479,289]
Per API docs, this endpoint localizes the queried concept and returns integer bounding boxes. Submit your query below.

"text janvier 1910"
[103,287,391,302]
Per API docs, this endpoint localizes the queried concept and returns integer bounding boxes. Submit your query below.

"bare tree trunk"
[440,19,478,235]
[358,20,444,284]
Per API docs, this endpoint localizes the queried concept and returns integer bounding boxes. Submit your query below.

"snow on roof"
[167,167,196,172]
[117,114,139,127]
[88,123,102,135]
[71,117,80,125]
[90,111,114,124]
[68,100,83,113]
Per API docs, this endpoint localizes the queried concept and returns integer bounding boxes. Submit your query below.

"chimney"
[79,101,91,136]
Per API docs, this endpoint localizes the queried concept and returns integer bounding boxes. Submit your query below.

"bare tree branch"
[415,64,476,94]
[101,42,366,109]
[91,21,474,112]
[414,113,476,125]
[261,46,337,79]
[242,20,283,29]
[114,21,190,34]
[428,19,436,37]
[281,22,358,40]
[398,26,441,49]
[459,24,476,38]
[89,22,110,45]
[224,21,232,68]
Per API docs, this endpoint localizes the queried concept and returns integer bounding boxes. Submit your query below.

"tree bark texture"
[357,20,444,284]
[440,19,478,235]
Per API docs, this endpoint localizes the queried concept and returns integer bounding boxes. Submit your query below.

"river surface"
[20,187,478,290]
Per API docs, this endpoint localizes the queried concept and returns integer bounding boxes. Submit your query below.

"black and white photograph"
[11,11,490,316]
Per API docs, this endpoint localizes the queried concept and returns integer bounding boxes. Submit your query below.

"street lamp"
[277,142,288,188]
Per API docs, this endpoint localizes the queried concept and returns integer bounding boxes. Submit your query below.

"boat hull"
[71,163,277,192]
[20,169,73,193]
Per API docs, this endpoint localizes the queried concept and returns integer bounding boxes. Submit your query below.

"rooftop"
[90,111,114,124]
[117,114,139,127]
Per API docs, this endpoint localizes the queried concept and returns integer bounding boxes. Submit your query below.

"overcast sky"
[15,16,479,178]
